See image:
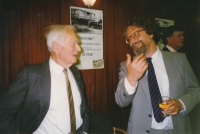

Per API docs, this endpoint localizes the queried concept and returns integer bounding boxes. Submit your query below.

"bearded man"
[115,18,200,134]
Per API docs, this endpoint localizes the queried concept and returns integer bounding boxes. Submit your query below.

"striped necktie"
[63,69,76,134]
[147,58,165,123]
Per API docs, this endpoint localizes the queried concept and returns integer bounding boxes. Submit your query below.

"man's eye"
[134,32,139,37]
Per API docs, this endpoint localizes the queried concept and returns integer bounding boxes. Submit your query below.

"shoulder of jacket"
[19,60,49,74]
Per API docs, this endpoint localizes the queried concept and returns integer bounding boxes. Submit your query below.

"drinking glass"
[159,96,170,117]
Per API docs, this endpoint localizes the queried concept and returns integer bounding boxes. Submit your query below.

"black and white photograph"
[70,6,103,35]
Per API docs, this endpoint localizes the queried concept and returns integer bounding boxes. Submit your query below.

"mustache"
[131,40,142,47]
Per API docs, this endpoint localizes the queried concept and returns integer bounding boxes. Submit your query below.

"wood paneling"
[1,0,200,130]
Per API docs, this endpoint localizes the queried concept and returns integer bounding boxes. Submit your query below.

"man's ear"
[52,41,59,52]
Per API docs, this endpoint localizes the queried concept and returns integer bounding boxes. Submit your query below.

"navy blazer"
[0,60,90,133]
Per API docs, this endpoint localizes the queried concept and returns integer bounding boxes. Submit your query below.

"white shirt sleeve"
[124,77,138,95]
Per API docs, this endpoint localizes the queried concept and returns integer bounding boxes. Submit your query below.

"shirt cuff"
[124,77,137,95]
[178,99,186,112]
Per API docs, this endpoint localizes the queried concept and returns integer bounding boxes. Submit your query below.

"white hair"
[44,25,76,52]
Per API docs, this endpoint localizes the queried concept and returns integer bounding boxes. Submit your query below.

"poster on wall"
[155,18,174,49]
[70,6,103,70]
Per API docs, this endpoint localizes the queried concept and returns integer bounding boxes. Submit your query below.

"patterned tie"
[63,69,76,134]
[147,58,165,123]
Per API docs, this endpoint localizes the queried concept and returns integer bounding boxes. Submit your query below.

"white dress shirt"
[125,47,174,130]
[34,57,82,134]
[165,45,177,52]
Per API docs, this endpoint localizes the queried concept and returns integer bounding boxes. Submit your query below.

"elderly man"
[0,25,90,134]
[115,18,200,134]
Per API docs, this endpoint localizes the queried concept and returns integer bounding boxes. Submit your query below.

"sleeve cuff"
[124,77,137,95]
[178,99,186,113]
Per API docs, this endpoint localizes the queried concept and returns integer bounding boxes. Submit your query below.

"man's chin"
[133,48,146,56]
[133,49,143,55]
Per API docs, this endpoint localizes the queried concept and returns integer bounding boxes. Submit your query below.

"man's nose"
[76,43,81,52]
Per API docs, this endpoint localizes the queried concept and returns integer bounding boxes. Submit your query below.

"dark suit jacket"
[0,60,90,134]
[162,46,170,51]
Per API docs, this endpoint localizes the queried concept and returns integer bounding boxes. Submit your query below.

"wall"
[1,0,200,131]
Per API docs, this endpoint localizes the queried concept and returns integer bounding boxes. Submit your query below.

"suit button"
[146,130,150,133]
[148,114,152,117]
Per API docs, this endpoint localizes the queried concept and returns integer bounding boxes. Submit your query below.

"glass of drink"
[159,96,170,117]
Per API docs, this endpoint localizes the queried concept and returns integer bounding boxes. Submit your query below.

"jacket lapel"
[140,73,151,102]
[161,51,177,98]
[40,60,51,112]
[70,66,85,115]
[69,66,83,98]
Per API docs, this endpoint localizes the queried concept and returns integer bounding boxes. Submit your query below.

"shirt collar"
[166,45,176,52]
[49,57,67,75]
[150,46,162,62]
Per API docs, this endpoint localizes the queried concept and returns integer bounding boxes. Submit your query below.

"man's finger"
[133,53,145,63]
[126,54,131,66]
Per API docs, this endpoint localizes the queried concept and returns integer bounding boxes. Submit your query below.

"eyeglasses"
[125,29,145,44]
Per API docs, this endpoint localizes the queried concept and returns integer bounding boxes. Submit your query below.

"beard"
[131,40,147,55]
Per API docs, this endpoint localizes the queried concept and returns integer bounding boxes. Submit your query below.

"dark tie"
[147,58,165,123]
[63,69,76,134]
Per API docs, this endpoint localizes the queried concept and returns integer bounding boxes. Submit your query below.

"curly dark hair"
[124,17,161,44]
